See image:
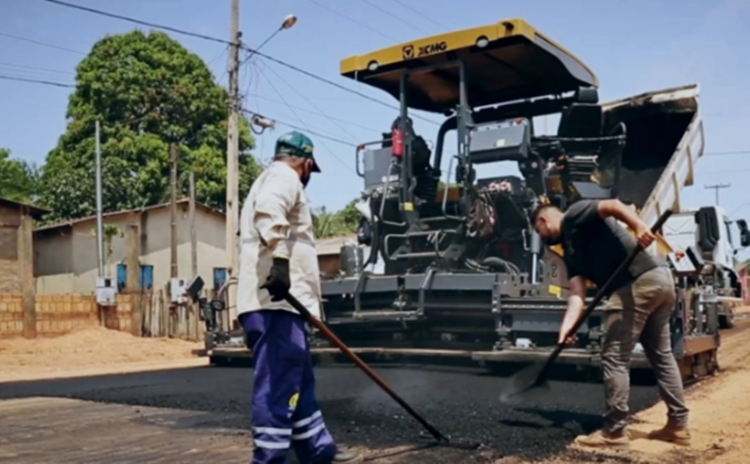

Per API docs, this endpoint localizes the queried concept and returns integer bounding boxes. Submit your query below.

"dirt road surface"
[1,319,749,463]
[0,326,202,382]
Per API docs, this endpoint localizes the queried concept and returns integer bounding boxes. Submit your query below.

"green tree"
[0,148,40,203]
[38,30,260,222]
[338,199,363,233]
[311,200,363,238]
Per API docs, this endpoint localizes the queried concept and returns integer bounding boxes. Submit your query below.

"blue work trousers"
[240,310,337,464]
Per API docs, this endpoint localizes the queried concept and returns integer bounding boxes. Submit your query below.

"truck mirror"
[738,219,750,247]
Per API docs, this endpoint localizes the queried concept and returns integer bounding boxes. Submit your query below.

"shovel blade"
[499,362,551,405]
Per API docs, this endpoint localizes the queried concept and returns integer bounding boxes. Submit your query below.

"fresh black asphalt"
[0,363,662,462]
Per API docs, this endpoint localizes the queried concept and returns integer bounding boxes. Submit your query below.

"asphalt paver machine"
[316,18,721,381]
[199,18,723,382]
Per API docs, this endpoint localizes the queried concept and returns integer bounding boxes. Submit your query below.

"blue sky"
[1,0,749,225]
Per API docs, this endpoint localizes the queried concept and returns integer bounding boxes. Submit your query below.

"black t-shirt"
[561,200,661,292]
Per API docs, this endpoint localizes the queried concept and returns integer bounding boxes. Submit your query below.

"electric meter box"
[170,277,187,304]
[95,276,117,306]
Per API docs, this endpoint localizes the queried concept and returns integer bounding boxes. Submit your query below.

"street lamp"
[281,14,298,30]
[245,14,298,62]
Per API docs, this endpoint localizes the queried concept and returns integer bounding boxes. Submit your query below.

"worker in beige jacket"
[237,131,359,464]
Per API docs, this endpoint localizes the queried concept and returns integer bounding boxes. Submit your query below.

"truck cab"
[664,206,750,327]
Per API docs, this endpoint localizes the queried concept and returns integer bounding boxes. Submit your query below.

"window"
[116,264,155,292]
[213,267,228,291]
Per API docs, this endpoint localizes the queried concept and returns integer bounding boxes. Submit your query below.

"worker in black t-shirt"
[532,199,690,449]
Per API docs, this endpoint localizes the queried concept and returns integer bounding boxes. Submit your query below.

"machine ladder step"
[353,310,421,321]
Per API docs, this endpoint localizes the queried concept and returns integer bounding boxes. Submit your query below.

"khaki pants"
[601,266,689,435]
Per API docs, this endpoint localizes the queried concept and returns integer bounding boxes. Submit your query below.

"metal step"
[405,228,461,237]
[393,251,443,259]
[352,310,421,321]
[384,229,463,261]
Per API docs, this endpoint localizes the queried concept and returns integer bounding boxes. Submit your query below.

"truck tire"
[719,311,735,329]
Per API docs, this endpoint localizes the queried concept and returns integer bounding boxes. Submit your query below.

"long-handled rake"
[499,209,673,404]
[283,293,482,451]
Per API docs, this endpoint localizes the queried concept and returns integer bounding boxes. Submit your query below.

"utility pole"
[226,0,241,324]
[189,172,197,278]
[705,183,731,206]
[95,120,104,277]
[170,143,179,278]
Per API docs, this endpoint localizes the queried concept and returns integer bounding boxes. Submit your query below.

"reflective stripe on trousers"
[241,310,337,464]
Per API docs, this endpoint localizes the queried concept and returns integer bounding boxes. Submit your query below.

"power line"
[274,120,357,148]
[701,167,750,176]
[242,58,264,114]
[389,0,451,31]
[42,0,229,45]
[6,61,750,149]
[730,202,750,216]
[3,57,749,145]
[0,31,87,55]
[206,46,228,67]
[0,74,74,88]
[255,67,355,172]
[5,60,750,176]
[704,150,750,156]
[253,71,351,139]
[42,0,440,126]
[252,49,439,125]
[308,0,399,42]
[705,182,731,206]
[0,61,74,75]
[242,109,355,147]
[246,92,382,134]
[260,58,361,143]
[359,0,431,35]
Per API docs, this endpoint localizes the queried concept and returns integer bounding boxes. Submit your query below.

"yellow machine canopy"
[340,18,599,114]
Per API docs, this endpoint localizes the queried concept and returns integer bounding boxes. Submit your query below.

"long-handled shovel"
[283,293,481,450]
[499,209,673,404]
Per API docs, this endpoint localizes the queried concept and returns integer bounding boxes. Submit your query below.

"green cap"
[275,131,321,173]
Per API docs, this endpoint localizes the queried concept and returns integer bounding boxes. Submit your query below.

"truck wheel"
[210,356,230,367]
[719,313,735,329]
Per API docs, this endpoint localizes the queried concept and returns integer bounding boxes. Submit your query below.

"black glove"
[260,257,291,302]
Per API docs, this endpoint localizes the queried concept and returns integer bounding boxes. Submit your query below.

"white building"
[34,200,228,294]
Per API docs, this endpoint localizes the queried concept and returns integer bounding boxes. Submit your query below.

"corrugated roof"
[0,197,50,219]
[316,235,357,255]
[35,199,223,231]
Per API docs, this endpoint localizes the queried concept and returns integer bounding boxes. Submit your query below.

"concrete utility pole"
[705,183,731,206]
[226,0,241,324]
[95,120,104,277]
[170,143,179,278]
[189,172,198,278]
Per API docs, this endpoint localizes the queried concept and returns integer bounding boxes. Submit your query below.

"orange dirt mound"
[0,326,201,375]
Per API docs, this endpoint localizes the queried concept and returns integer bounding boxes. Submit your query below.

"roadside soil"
[0,326,204,383]
[2,311,750,463]
[509,315,750,464]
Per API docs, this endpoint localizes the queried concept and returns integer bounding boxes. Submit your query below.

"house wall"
[0,293,135,338]
[34,204,227,295]
[0,203,21,293]
[34,228,74,294]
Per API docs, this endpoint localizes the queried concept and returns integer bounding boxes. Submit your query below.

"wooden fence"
[0,290,214,341]
[137,289,213,342]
